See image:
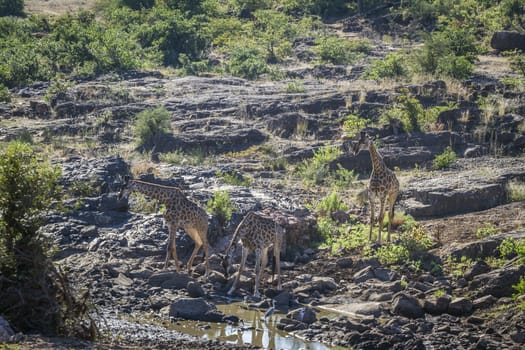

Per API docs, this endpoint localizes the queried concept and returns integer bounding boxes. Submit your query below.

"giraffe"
[118,176,210,276]
[349,131,399,244]
[222,211,284,298]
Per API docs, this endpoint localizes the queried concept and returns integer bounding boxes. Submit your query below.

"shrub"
[207,190,235,226]
[0,0,24,17]
[432,146,457,169]
[297,145,342,186]
[507,180,525,202]
[476,222,499,238]
[416,23,477,79]
[382,92,425,132]
[216,170,253,186]
[132,106,172,149]
[317,217,368,254]
[285,80,306,93]
[225,43,268,79]
[314,190,348,217]
[342,114,369,137]
[364,52,410,80]
[0,83,10,102]
[373,244,410,265]
[315,36,369,65]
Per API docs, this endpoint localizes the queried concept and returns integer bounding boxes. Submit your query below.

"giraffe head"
[118,175,132,200]
[344,131,372,155]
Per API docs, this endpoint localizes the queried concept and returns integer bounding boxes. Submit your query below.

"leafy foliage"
[296,145,342,186]
[132,106,172,149]
[315,35,370,65]
[432,146,457,169]
[312,190,348,217]
[207,190,236,226]
[364,52,410,80]
[342,114,369,137]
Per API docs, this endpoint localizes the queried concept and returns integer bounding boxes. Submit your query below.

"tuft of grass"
[507,180,525,202]
[284,80,306,93]
[216,170,253,187]
[296,145,342,186]
[475,222,499,239]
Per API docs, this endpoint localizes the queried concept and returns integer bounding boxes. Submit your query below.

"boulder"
[423,294,452,315]
[491,31,525,51]
[392,293,424,319]
[169,297,224,322]
[470,264,525,298]
[148,271,194,290]
[447,297,473,316]
[288,307,317,324]
[0,316,14,343]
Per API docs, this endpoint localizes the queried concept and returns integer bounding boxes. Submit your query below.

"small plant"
[512,275,525,299]
[432,146,457,169]
[132,106,172,149]
[445,255,473,278]
[0,84,11,103]
[207,190,236,226]
[434,289,446,297]
[507,180,525,202]
[372,243,410,265]
[364,52,410,80]
[317,218,368,254]
[216,170,253,187]
[476,222,499,238]
[296,145,342,186]
[342,114,369,138]
[285,80,306,93]
[314,36,369,65]
[159,149,205,166]
[313,190,349,217]
[498,237,525,262]
[330,164,358,189]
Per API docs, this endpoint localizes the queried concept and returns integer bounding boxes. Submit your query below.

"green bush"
[0,0,24,17]
[297,145,342,186]
[207,190,235,226]
[225,42,269,79]
[0,83,10,102]
[416,23,477,79]
[317,217,368,254]
[314,190,348,217]
[132,106,172,149]
[216,170,253,186]
[342,114,369,137]
[315,35,369,65]
[432,146,457,169]
[364,52,410,80]
[382,92,425,132]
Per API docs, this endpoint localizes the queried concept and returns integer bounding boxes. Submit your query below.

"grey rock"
[423,294,451,315]
[148,271,194,290]
[392,293,424,319]
[169,297,224,322]
[447,297,473,316]
[288,307,317,324]
[0,316,14,343]
[491,31,525,51]
[187,281,206,298]
[470,264,525,298]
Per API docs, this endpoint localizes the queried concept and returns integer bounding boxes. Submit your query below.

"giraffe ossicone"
[119,176,210,276]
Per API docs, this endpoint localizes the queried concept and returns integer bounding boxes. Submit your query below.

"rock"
[464,260,491,280]
[115,273,134,287]
[423,294,451,315]
[491,31,525,51]
[0,316,14,343]
[273,290,291,306]
[169,297,224,322]
[148,271,194,290]
[392,293,424,319]
[470,264,525,298]
[292,276,339,294]
[336,257,353,268]
[472,295,497,310]
[288,307,317,324]
[187,281,206,298]
[353,266,398,283]
[447,297,473,316]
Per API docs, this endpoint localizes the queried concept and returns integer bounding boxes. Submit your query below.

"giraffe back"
[235,211,283,251]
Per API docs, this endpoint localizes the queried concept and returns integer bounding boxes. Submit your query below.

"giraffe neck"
[129,180,183,204]
[368,141,387,172]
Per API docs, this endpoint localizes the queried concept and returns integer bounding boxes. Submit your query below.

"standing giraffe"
[118,176,210,276]
[350,131,400,243]
[222,211,284,298]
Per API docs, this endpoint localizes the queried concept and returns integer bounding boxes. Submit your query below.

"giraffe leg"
[203,240,210,277]
[368,191,375,242]
[254,247,269,298]
[377,197,386,244]
[228,246,249,295]
[186,239,202,275]
[165,225,181,272]
[387,192,398,242]
[274,241,282,290]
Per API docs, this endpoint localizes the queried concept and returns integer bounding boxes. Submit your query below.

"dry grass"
[24,0,97,15]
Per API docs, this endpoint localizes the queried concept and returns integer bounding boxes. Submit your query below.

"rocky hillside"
[1,2,525,350]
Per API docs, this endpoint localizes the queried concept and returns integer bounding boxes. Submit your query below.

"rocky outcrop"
[491,31,525,51]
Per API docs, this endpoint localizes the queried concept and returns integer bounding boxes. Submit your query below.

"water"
[168,301,335,350]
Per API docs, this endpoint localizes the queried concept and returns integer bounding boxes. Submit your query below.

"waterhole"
[168,301,341,350]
